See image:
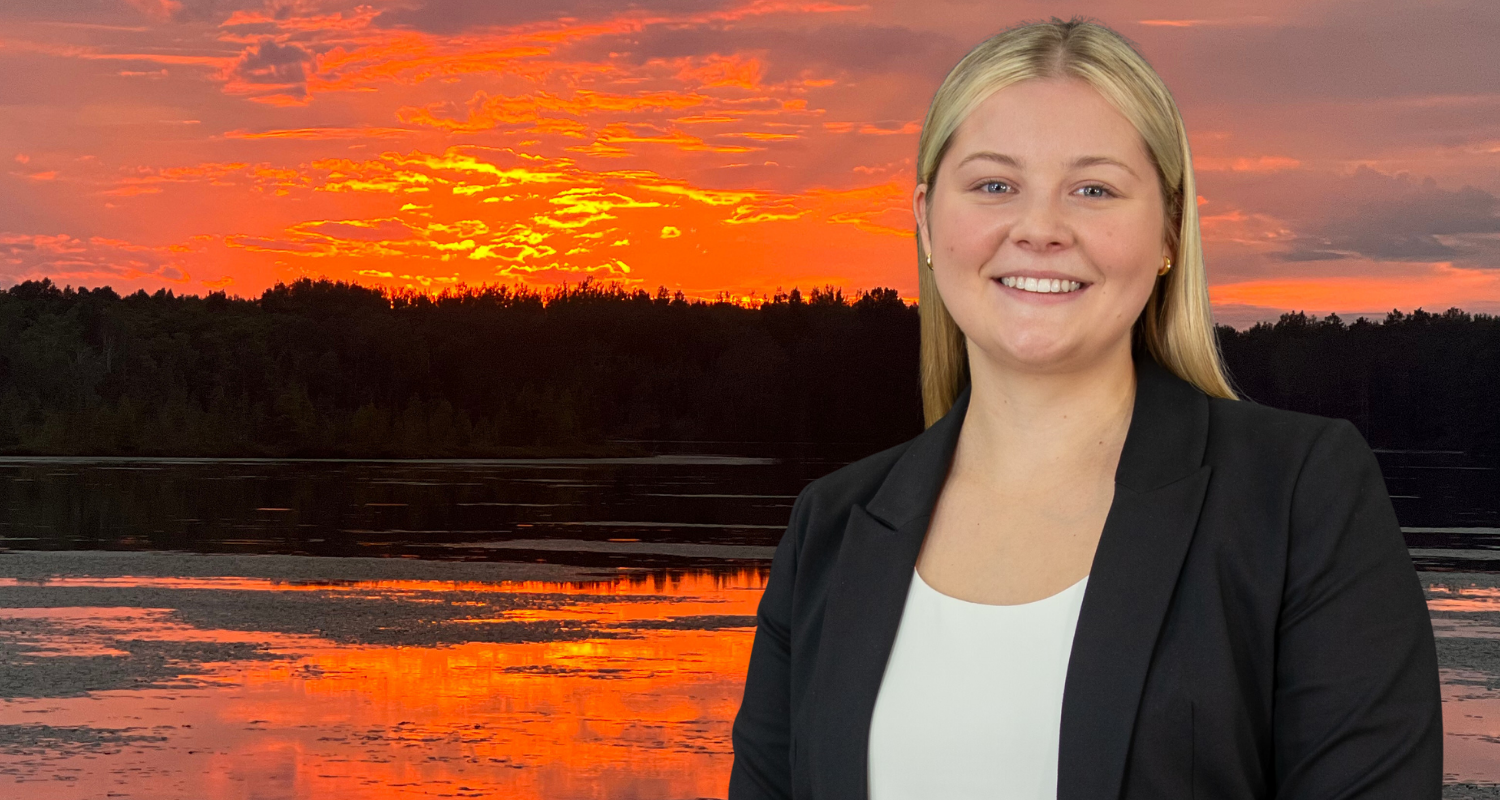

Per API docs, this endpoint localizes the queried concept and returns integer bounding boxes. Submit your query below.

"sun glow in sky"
[2,0,1499,326]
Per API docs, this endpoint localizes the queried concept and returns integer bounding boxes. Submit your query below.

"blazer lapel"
[806,505,935,799]
[804,354,1211,800]
[805,379,972,800]
[1057,355,1212,800]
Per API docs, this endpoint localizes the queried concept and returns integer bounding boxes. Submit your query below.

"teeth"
[999,276,1083,294]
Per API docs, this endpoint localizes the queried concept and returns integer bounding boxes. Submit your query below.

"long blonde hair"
[917,15,1236,427]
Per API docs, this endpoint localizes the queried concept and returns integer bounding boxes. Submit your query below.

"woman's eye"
[977,181,1010,194]
[1078,184,1114,198]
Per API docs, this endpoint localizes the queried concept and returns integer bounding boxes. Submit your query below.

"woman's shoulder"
[1203,394,1378,489]
[794,438,916,518]
[774,437,925,579]
[1208,393,1335,438]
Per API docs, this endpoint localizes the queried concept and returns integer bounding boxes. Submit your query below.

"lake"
[0,446,1496,799]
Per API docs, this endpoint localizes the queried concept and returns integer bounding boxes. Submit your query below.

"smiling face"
[915,76,1170,376]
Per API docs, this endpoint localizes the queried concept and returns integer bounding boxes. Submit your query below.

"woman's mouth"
[996,275,1084,294]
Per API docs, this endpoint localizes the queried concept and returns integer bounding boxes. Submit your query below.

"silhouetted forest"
[0,277,1496,461]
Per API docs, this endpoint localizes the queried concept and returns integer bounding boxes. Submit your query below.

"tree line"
[0,277,1496,462]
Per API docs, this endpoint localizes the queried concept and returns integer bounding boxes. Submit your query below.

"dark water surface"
[0,446,1497,799]
[0,446,856,568]
[0,446,1495,565]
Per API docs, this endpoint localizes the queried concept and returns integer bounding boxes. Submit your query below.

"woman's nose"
[1007,190,1072,253]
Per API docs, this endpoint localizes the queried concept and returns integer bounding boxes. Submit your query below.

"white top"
[867,567,1089,800]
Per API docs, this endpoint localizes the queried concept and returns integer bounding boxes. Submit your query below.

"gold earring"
[925,252,933,270]
[1158,255,1172,277]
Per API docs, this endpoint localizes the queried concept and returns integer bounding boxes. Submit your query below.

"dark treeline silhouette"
[0,277,1496,460]
[0,278,918,456]
[1219,307,1500,460]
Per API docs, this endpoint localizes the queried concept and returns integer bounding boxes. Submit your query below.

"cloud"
[1209,265,1500,320]
[1194,155,1301,173]
[1138,17,1279,28]
[1137,1,1500,105]
[230,39,314,86]
[0,232,189,288]
[228,213,478,260]
[224,126,417,140]
[123,0,182,23]
[10,0,1497,310]
[560,22,959,85]
[372,0,867,37]
[1278,168,1500,264]
[297,218,418,242]
[90,160,310,198]
[376,0,740,34]
[397,89,712,134]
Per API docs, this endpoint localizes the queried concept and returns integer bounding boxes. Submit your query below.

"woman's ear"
[913,182,933,261]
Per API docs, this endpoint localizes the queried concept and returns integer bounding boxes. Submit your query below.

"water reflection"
[8,561,1500,798]
[0,453,839,567]
[0,446,1498,797]
[0,562,765,799]
[0,447,1493,567]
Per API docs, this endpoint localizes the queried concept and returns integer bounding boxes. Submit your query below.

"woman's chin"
[978,336,1076,371]
[975,331,1118,374]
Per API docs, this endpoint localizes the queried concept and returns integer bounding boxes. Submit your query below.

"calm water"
[0,447,857,567]
[0,446,1497,798]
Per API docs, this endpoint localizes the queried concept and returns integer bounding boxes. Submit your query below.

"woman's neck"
[954,339,1137,488]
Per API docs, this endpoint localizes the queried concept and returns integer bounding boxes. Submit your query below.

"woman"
[727,15,1441,800]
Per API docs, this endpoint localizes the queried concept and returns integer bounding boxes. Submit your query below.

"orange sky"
[2,0,1498,327]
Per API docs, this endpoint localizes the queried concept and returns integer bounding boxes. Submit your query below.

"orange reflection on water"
[1442,670,1500,783]
[209,629,758,798]
[1426,584,1500,613]
[10,570,1500,797]
[0,567,769,800]
[0,606,331,657]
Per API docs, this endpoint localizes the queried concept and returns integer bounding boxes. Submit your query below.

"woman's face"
[915,76,1169,375]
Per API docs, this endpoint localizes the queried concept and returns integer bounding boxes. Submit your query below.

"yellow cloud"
[533,212,616,230]
[469,242,555,261]
[636,182,759,206]
[548,187,662,216]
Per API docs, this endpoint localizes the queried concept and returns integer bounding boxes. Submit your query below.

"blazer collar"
[804,352,1213,800]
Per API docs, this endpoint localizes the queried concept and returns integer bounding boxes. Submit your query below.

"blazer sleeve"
[1273,418,1443,798]
[726,483,809,799]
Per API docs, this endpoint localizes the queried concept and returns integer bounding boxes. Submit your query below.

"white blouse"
[867,567,1089,800]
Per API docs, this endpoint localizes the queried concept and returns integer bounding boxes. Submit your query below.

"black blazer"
[728,352,1442,799]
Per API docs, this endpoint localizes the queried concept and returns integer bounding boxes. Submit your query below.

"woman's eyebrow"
[955,151,1139,179]
[1069,155,1139,178]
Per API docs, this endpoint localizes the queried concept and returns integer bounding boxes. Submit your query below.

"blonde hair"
[916,15,1237,427]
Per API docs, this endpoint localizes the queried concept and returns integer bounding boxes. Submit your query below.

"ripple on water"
[0,551,767,799]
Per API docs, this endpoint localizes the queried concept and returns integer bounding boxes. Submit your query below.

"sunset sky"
[2,0,1498,327]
